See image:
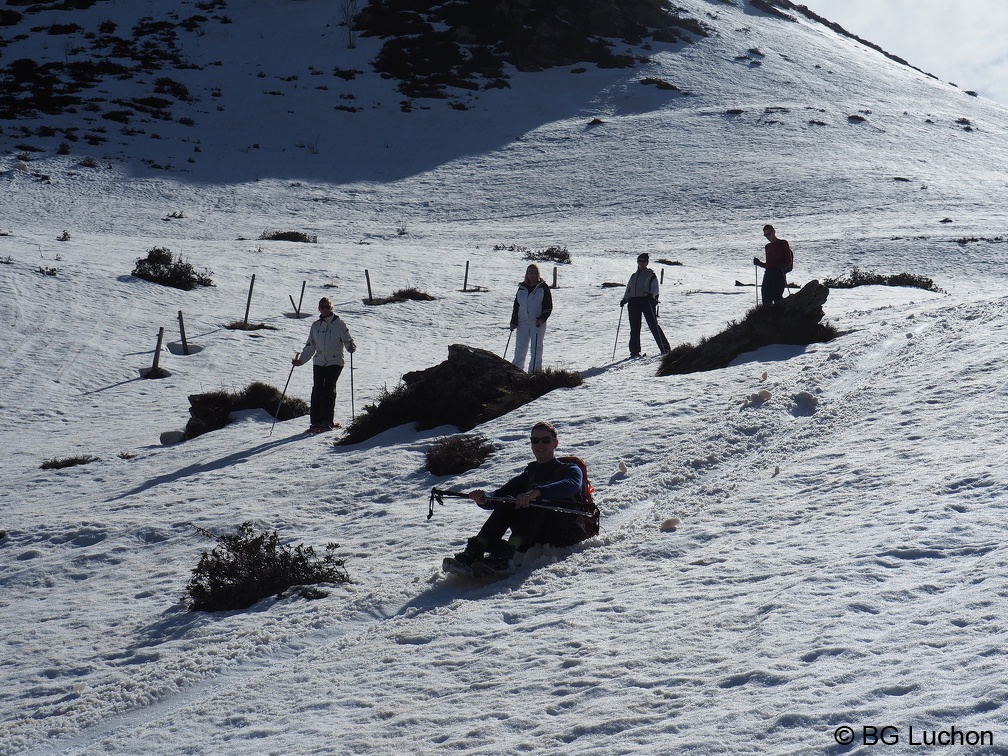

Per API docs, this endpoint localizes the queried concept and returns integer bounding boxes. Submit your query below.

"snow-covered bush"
[258,230,318,243]
[426,434,494,476]
[364,287,435,305]
[338,349,582,446]
[185,382,308,439]
[822,267,943,292]
[132,246,214,290]
[186,523,350,612]
[41,455,98,470]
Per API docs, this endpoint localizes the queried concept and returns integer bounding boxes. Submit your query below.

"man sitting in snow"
[443,421,595,578]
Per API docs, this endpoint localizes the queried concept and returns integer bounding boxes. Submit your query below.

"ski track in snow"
[3,0,1008,753]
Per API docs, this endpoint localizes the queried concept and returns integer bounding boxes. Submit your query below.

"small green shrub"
[224,321,277,331]
[186,381,307,438]
[822,267,943,293]
[364,287,435,305]
[525,367,584,395]
[426,434,494,476]
[258,230,318,243]
[524,245,571,264]
[41,455,98,470]
[132,246,214,290]
[186,523,350,612]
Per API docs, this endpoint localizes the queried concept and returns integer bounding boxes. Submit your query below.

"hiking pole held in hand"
[270,352,298,436]
[428,487,470,519]
[755,263,760,306]
[349,350,355,421]
[612,305,625,360]
[428,487,588,520]
[503,328,513,360]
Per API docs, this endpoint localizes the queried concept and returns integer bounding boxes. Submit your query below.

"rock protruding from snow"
[338,344,581,444]
[658,281,833,376]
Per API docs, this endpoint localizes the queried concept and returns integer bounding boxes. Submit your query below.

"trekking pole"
[270,353,298,436]
[486,495,588,516]
[612,305,624,360]
[349,350,355,421]
[531,326,539,372]
[503,328,513,360]
[755,264,760,305]
[428,488,587,520]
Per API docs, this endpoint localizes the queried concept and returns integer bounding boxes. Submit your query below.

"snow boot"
[472,540,516,580]
[442,537,484,576]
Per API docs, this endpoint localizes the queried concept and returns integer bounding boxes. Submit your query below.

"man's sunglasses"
[530,436,554,445]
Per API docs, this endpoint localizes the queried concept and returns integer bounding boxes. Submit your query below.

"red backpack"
[556,456,600,537]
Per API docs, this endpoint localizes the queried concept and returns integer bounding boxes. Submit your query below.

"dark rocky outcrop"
[657,281,836,376]
[338,344,582,445]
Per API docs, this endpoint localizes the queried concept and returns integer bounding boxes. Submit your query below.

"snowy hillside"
[3,0,1008,753]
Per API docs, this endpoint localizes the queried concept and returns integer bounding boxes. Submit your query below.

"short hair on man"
[531,421,558,440]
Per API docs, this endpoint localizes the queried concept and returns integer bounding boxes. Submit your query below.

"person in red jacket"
[754,224,794,304]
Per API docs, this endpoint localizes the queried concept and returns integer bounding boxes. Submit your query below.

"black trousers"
[628,297,670,356]
[476,501,586,552]
[311,364,343,427]
[761,267,786,304]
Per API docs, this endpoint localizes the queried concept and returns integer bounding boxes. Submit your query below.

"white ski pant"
[512,321,546,372]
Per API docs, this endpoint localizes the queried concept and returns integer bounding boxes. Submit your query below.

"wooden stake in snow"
[463,261,470,292]
[151,327,165,372]
[552,266,558,288]
[243,274,256,325]
[288,280,306,316]
[177,310,190,355]
[365,269,373,303]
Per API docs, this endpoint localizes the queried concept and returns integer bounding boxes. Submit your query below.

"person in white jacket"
[292,297,356,432]
[509,264,553,372]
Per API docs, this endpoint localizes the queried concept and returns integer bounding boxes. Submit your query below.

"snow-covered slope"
[2,1,1008,753]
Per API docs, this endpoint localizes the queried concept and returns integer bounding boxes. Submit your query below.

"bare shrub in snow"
[187,523,350,612]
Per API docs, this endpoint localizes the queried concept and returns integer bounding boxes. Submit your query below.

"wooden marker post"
[151,327,165,372]
[463,261,470,292]
[552,266,558,288]
[297,280,306,315]
[243,274,256,325]
[660,268,664,284]
[177,310,190,355]
[365,269,374,303]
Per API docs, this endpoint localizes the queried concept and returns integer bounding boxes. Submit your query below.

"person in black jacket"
[510,264,552,372]
[620,253,669,357]
[443,421,591,576]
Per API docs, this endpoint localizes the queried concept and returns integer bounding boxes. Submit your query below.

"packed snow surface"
[2,1,1008,753]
